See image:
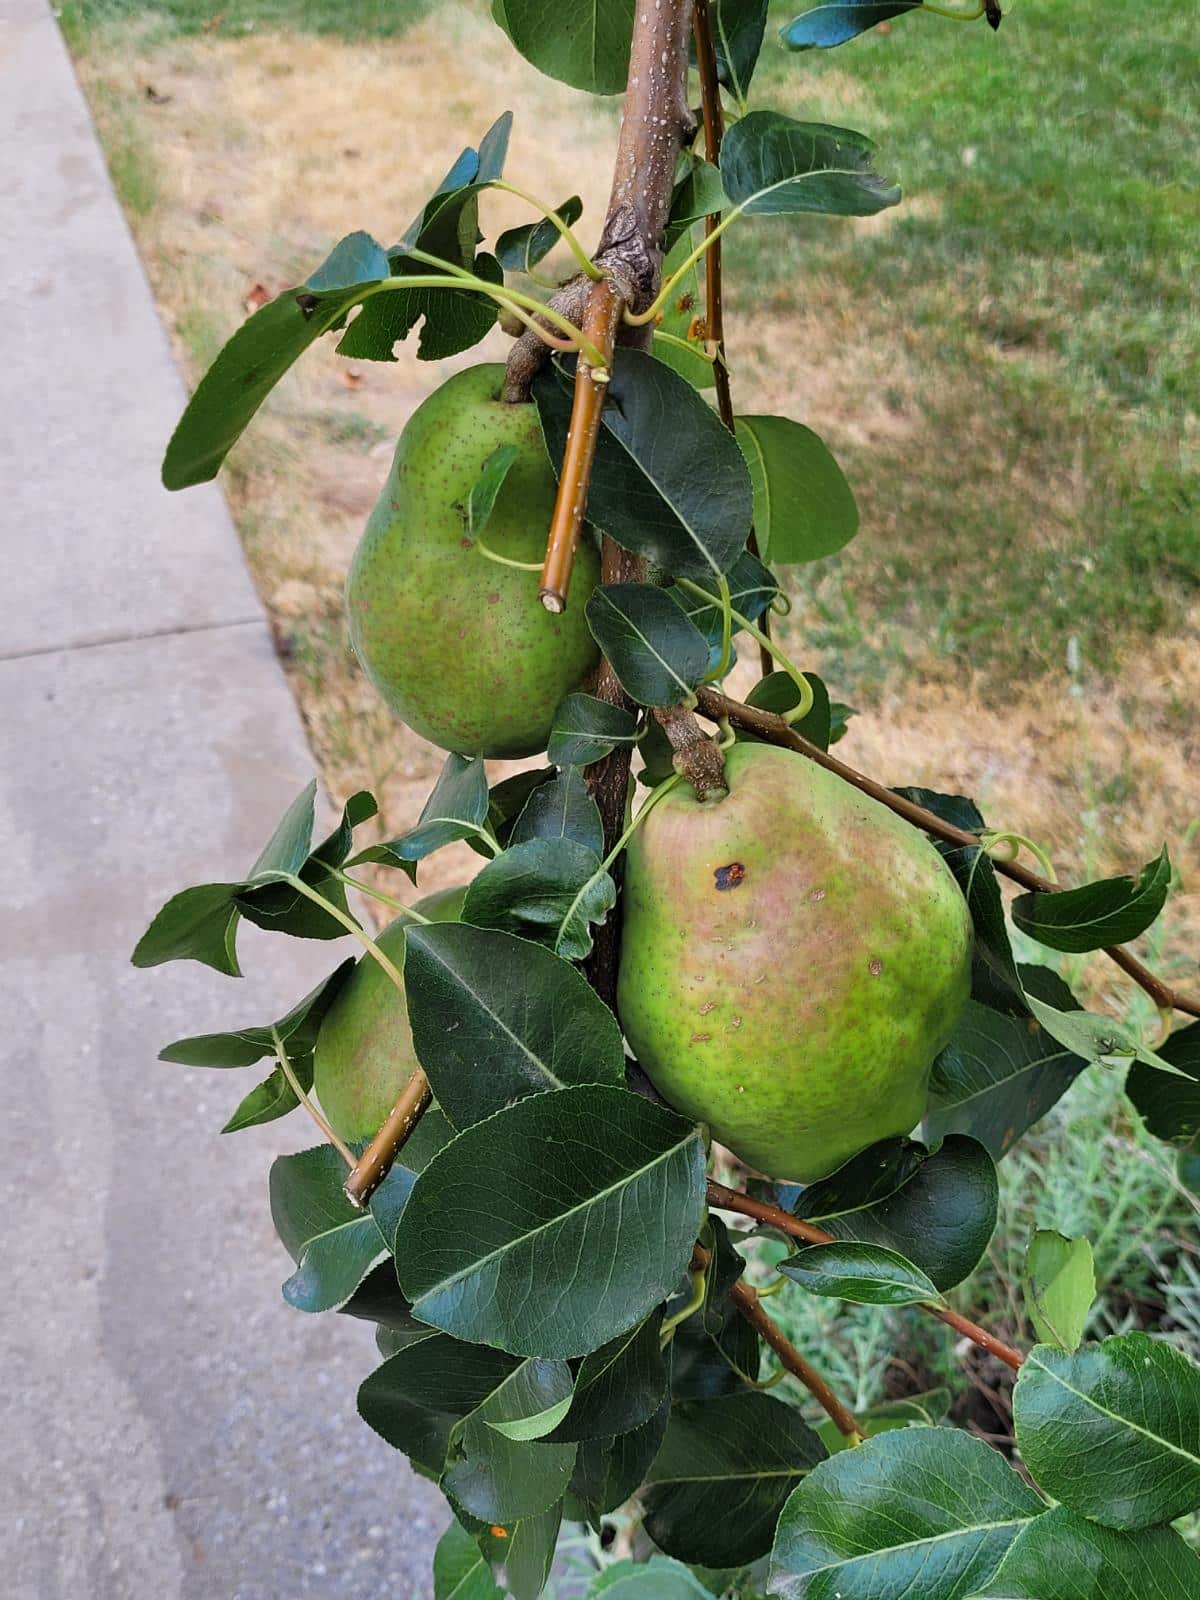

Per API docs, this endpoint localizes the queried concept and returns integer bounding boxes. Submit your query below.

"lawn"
[61,0,1199,1434]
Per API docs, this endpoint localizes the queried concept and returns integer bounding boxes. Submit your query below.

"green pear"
[617,742,972,1182]
[346,363,600,758]
[313,886,466,1145]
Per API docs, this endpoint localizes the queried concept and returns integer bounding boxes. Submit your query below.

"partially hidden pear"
[346,363,600,758]
[617,742,972,1182]
[313,886,465,1145]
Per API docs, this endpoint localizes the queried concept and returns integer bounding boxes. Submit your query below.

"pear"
[346,363,600,758]
[617,742,972,1182]
[313,886,465,1145]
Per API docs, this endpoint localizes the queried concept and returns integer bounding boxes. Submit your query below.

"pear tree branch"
[694,686,1200,1021]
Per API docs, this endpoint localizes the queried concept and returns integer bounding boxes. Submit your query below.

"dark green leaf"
[219,1061,310,1133]
[403,923,625,1127]
[396,1085,707,1357]
[130,880,244,975]
[782,2,921,53]
[534,351,753,583]
[586,584,711,707]
[667,160,729,237]
[433,1520,505,1600]
[501,0,634,94]
[769,1426,1044,1600]
[336,249,502,364]
[269,1144,410,1313]
[1011,849,1171,954]
[548,693,641,768]
[671,1217,759,1401]
[1013,1333,1200,1531]
[237,788,378,941]
[359,1333,520,1474]
[671,550,779,646]
[162,245,389,488]
[925,1000,1090,1160]
[720,112,900,217]
[160,959,355,1068]
[893,787,986,836]
[1127,1021,1200,1146]
[444,1359,577,1523]
[348,754,489,874]
[793,1134,998,1292]
[496,195,583,273]
[339,1261,426,1337]
[780,1134,929,1217]
[462,838,615,961]
[496,1502,563,1599]
[511,766,604,855]
[969,1507,1200,1600]
[735,415,858,564]
[1022,1231,1095,1353]
[548,1310,668,1443]
[570,1395,671,1521]
[644,1392,827,1568]
[487,768,556,850]
[746,671,832,750]
[463,444,519,539]
[781,1241,942,1306]
[707,0,770,104]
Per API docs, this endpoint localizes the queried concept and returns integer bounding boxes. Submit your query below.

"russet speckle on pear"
[313,886,465,1146]
[617,742,973,1183]
[346,363,600,759]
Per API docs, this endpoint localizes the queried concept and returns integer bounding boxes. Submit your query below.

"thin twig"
[694,686,1200,1021]
[271,1027,356,1169]
[343,1068,433,1209]
[539,279,624,613]
[707,1179,1027,1373]
[692,1242,861,1437]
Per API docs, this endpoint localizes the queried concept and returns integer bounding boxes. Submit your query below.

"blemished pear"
[346,364,600,759]
[313,886,466,1145]
[617,742,972,1182]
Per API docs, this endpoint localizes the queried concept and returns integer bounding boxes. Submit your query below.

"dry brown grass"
[74,8,1198,1005]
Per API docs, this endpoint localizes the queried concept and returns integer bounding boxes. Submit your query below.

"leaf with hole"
[403,923,625,1127]
[396,1085,707,1357]
[1011,848,1171,954]
[534,351,752,582]
[1022,1231,1094,1353]
[643,1391,827,1568]
[781,1241,943,1306]
[735,415,858,563]
[1013,1332,1200,1531]
[586,584,711,707]
[769,1426,1044,1599]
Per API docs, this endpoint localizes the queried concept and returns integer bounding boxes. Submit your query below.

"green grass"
[744,0,1200,685]
[59,0,434,42]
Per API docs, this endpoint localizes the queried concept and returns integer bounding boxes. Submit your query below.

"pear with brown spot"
[346,363,600,758]
[617,742,973,1182]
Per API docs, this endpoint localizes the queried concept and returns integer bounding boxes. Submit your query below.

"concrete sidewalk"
[0,3,444,1595]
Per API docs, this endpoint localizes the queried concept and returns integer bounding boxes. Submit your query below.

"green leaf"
[586,583,711,707]
[1022,1231,1095,1353]
[1011,848,1171,954]
[667,160,730,238]
[792,1134,998,1292]
[643,1392,828,1568]
[159,960,355,1069]
[590,1556,721,1597]
[1013,1332,1200,1531]
[501,0,635,94]
[967,1506,1200,1599]
[781,1241,943,1306]
[671,1217,760,1401]
[402,923,625,1127]
[745,671,834,750]
[671,550,779,646]
[486,768,556,850]
[651,227,714,391]
[734,415,858,564]
[219,1062,311,1133]
[359,1333,521,1475]
[336,249,502,364]
[548,693,641,768]
[130,880,244,975]
[706,0,770,105]
[814,1388,952,1456]
[463,444,519,540]
[496,195,583,273]
[782,2,922,53]
[547,1310,668,1443]
[1127,1020,1200,1146]
[433,1520,505,1600]
[769,1426,1045,1599]
[237,787,379,941]
[495,1502,562,1600]
[570,1394,671,1519]
[396,1085,707,1357]
[462,837,615,961]
[925,1000,1090,1160]
[534,351,753,583]
[510,766,604,855]
[269,1144,410,1314]
[720,112,901,217]
[348,754,488,875]
[161,241,389,488]
[445,1359,577,1523]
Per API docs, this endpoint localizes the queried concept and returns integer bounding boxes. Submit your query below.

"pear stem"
[692,688,1200,1023]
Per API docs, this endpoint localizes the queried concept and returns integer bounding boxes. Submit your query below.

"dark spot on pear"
[714,862,746,891]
